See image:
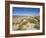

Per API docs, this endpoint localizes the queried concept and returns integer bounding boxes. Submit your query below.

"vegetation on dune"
[34,24,40,30]
[13,16,40,30]
[17,20,28,30]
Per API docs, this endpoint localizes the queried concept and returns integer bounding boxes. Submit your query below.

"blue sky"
[13,7,40,16]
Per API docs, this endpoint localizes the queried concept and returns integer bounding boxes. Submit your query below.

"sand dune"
[12,16,40,31]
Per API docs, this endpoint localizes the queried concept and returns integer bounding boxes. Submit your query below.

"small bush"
[34,24,40,30]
